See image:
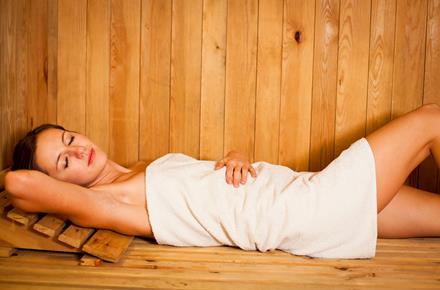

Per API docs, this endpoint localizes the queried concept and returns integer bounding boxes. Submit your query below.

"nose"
[66,145,86,159]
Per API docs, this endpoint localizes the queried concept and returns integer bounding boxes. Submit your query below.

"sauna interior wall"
[1,0,439,192]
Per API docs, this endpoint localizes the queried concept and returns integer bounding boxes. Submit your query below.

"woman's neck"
[86,160,132,187]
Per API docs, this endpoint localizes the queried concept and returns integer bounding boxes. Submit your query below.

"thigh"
[366,105,436,213]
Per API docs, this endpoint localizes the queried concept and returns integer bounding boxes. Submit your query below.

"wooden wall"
[1,0,439,192]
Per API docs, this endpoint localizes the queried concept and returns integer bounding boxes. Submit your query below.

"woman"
[4,104,440,259]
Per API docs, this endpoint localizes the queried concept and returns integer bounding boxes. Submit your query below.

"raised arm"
[214,150,257,187]
[4,170,150,236]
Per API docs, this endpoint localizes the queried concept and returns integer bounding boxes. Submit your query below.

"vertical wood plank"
[109,0,141,166]
[13,0,28,147]
[279,0,315,170]
[0,0,17,169]
[199,0,227,161]
[57,0,87,133]
[309,0,340,171]
[139,0,172,163]
[28,0,54,129]
[170,0,203,158]
[47,0,58,126]
[224,0,258,161]
[254,0,283,164]
[86,0,110,153]
[334,0,371,156]
[392,0,428,187]
[419,0,440,193]
[366,0,396,135]
[392,0,427,118]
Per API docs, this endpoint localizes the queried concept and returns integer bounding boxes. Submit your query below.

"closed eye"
[68,135,75,145]
[64,156,69,169]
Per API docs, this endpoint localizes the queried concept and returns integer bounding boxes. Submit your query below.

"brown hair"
[11,124,65,171]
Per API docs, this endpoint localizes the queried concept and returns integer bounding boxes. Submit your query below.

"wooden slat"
[419,0,440,193]
[391,0,428,118]
[169,0,203,158]
[27,0,54,127]
[199,0,227,161]
[309,0,340,171]
[109,0,141,166]
[224,0,258,162]
[57,0,87,132]
[14,0,29,145]
[334,0,371,156]
[32,214,66,238]
[47,0,58,125]
[139,0,172,163]
[6,208,39,227]
[366,0,396,135]
[0,247,16,258]
[279,0,315,170]
[392,0,428,187]
[86,0,110,153]
[58,224,94,249]
[0,0,17,169]
[2,238,440,289]
[80,254,102,267]
[0,214,80,253]
[82,230,134,263]
[254,0,283,164]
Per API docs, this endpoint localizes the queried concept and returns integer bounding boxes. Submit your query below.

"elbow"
[4,170,34,199]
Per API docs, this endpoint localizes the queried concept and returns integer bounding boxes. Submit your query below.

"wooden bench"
[0,169,134,265]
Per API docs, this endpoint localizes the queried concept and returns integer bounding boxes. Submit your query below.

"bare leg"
[366,103,440,213]
[378,185,440,238]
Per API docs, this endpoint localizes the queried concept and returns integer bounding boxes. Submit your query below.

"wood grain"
[109,0,141,166]
[86,0,110,153]
[279,0,315,170]
[139,0,172,163]
[309,0,340,171]
[1,1,440,189]
[57,0,87,133]
[1,237,440,289]
[169,0,203,158]
[199,0,227,161]
[82,229,134,262]
[0,0,17,169]
[13,0,28,148]
[224,0,258,162]
[335,0,371,156]
[254,0,283,164]
[366,0,396,135]
[392,0,428,187]
[27,0,53,128]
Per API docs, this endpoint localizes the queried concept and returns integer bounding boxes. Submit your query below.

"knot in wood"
[294,31,302,43]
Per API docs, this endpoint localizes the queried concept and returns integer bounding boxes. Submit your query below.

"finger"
[249,166,257,178]
[226,163,234,184]
[214,160,225,170]
[233,166,242,187]
[240,166,248,184]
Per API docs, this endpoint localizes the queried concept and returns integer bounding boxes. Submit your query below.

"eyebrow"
[55,130,66,171]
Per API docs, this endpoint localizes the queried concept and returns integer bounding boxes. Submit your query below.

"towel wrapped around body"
[145,138,377,259]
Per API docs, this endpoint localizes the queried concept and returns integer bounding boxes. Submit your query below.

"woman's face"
[34,128,107,186]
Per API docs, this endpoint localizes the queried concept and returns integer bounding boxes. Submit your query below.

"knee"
[417,103,440,115]
[415,103,440,124]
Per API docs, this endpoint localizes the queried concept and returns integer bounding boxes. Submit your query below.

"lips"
[88,148,95,166]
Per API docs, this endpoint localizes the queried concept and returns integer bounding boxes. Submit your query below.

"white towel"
[145,138,377,259]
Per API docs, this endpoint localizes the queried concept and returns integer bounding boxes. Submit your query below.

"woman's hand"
[214,150,257,187]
